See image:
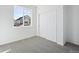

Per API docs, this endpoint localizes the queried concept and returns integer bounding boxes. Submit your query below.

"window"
[14,6,32,27]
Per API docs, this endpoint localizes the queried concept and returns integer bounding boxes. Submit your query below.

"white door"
[39,8,56,42]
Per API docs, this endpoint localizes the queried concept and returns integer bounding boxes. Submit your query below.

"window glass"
[14,6,32,27]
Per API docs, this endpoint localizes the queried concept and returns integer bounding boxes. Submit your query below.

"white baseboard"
[0,35,35,45]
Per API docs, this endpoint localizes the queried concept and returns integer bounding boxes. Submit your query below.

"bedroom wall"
[63,5,79,45]
[0,5,37,45]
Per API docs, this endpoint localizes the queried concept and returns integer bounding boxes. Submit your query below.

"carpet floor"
[0,36,79,53]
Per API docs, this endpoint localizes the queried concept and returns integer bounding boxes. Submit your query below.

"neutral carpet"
[0,36,79,53]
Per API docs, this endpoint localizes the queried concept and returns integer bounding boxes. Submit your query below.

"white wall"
[63,5,79,45]
[0,5,64,46]
[0,5,37,45]
[63,6,73,44]
[56,6,64,45]
[37,5,64,45]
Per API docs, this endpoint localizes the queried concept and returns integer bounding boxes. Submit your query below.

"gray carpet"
[0,36,79,53]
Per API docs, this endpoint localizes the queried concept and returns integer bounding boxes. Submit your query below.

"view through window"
[14,6,32,27]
